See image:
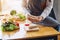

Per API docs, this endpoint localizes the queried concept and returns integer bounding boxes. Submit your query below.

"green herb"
[10,10,16,15]
[2,22,19,31]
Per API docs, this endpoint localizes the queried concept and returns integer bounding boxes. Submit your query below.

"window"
[2,0,25,14]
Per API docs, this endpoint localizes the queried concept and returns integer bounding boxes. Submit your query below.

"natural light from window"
[2,0,26,14]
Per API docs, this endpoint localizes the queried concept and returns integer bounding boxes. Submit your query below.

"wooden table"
[25,25,60,40]
[2,25,60,40]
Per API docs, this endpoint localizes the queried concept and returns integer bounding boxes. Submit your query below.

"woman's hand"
[27,14,43,23]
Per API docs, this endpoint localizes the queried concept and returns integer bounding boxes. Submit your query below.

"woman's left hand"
[27,14,43,23]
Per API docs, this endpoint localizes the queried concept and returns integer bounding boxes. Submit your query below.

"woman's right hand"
[27,14,43,23]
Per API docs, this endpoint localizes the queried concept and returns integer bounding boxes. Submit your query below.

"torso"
[28,0,47,16]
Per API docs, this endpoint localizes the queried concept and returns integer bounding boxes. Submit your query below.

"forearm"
[40,0,54,20]
[22,0,27,8]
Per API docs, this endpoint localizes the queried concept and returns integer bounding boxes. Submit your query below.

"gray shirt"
[41,0,54,19]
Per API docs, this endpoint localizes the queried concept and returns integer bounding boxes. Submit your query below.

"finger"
[27,16,33,20]
[28,17,36,22]
[28,18,35,22]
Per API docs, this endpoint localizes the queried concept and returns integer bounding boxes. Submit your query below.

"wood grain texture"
[26,26,60,38]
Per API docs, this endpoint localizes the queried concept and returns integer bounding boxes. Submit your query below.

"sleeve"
[40,0,54,20]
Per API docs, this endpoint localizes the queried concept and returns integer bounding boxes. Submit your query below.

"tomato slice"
[16,23,19,26]
[25,24,30,26]
[14,22,19,27]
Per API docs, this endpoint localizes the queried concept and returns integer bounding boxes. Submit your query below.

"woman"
[23,0,60,31]
[23,0,60,40]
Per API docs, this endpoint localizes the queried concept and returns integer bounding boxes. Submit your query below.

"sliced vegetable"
[10,10,16,15]
[17,14,26,21]
[15,23,19,27]
[2,21,19,31]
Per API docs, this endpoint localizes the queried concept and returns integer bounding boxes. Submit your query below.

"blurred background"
[53,0,60,22]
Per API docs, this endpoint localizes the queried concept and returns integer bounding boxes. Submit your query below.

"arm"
[40,0,54,20]
[22,0,27,8]
[22,0,29,8]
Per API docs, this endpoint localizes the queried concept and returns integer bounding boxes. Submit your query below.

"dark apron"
[28,0,47,16]
[28,0,56,19]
